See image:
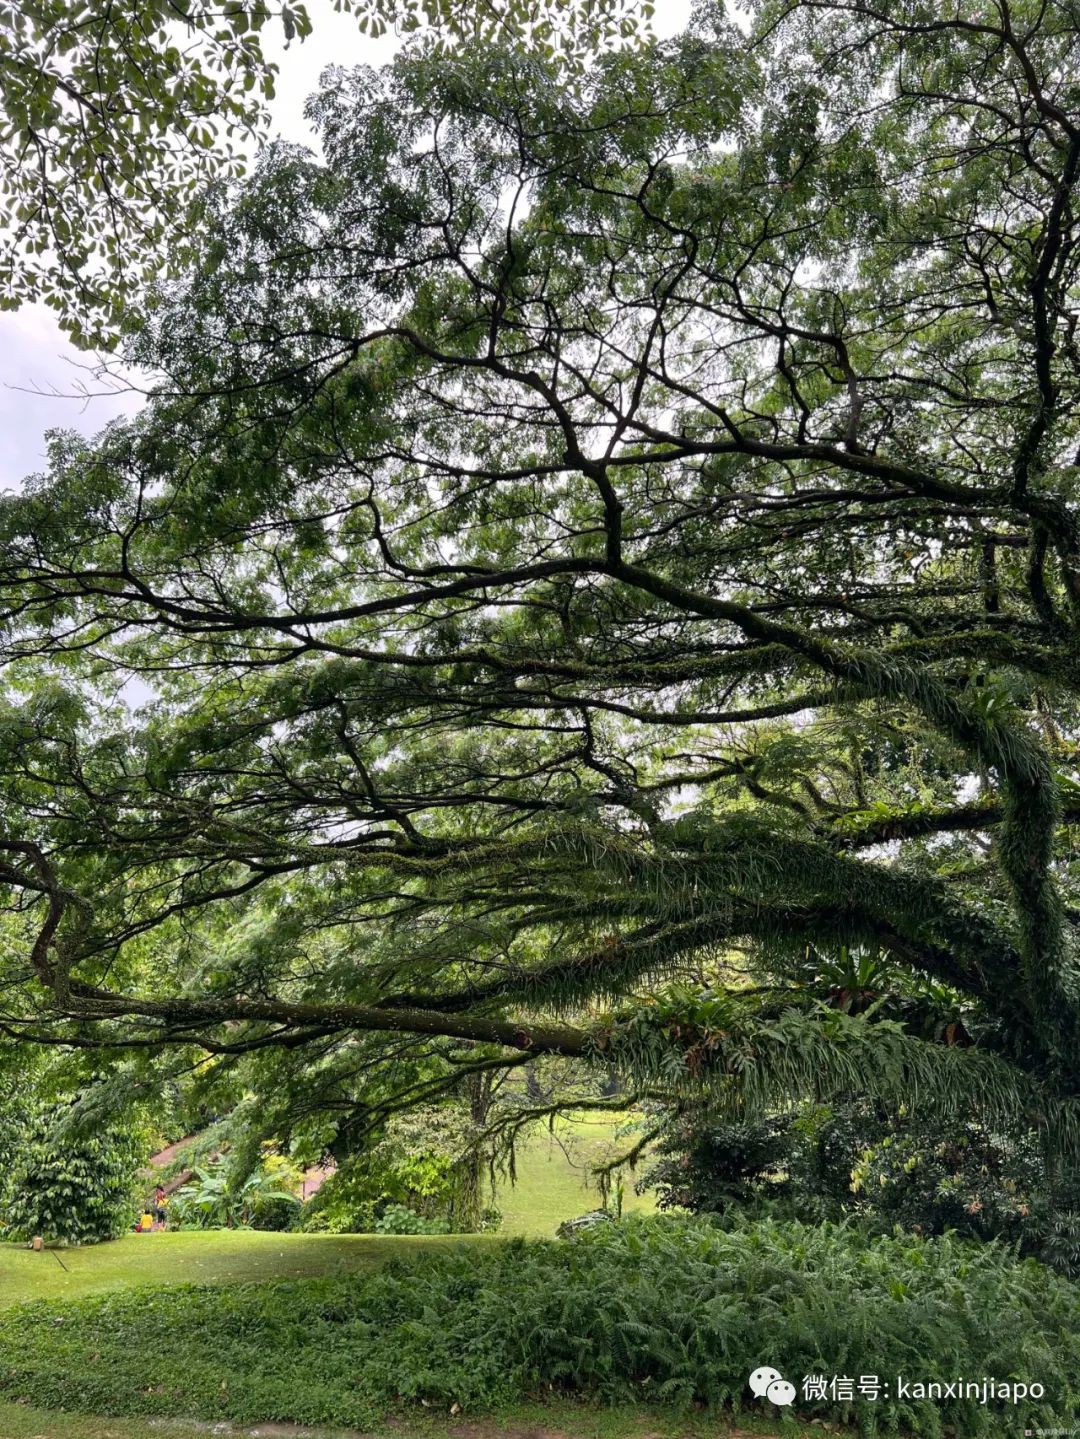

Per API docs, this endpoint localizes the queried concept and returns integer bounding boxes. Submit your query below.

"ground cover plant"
[0,1217,1075,1437]
[643,1096,1080,1273]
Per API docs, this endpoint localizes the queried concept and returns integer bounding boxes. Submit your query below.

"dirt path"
[0,1408,790,1439]
[143,1425,782,1439]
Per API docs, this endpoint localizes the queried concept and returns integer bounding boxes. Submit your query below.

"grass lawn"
[0,1116,689,1439]
[0,1230,480,1309]
[496,1111,656,1236]
[0,1113,652,1308]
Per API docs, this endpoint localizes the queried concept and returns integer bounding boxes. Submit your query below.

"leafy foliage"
[373,1202,452,1234]
[646,1113,803,1215]
[300,1108,492,1233]
[0,0,1078,1197]
[171,1154,301,1230]
[0,1099,147,1246]
[647,1096,1080,1276]
[0,1217,1076,1433]
[850,1119,1039,1237]
[0,0,292,340]
[0,0,646,340]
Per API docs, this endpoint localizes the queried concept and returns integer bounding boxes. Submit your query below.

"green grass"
[0,1230,480,1309]
[0,1115,668,1439]
[0,1114,650,1309]
[0,1404,362,1438]
[0,1406,238,1439]
[2,1219,1074,1436]
[496,1111,655,1236]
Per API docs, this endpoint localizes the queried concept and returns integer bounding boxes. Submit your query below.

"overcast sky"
[0,0,688,492]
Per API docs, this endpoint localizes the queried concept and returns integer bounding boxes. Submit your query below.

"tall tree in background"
[0,0,1077,1166]
[0,0,645,344]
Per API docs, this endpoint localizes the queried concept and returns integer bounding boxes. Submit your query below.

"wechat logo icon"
[749,1366,797,1406]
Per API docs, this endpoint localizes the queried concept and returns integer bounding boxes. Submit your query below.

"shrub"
[373,1203,451,1235]
[250,1196,302,1232]
[0,1102,147,1246]
[646,1113,799,1213]
[849,1120,1042,1238]
[647,1100,1080,1273]
[299,1138,473,1234]
[170,1154,301,1230]
[297,1161,395,1234]
[0,1215,1075,1434]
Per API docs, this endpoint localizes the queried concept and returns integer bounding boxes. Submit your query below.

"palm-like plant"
[172,1159,300,1230]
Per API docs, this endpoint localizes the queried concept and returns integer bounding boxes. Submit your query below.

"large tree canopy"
[0,0,1079,1151]
[0,0,643,342]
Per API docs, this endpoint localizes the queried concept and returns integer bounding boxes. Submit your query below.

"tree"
[0,0,645,344]
[0,0,1078,1176]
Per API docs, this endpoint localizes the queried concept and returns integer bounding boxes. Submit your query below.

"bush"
[296,1161,392,1234]
[373,1203,451,1235]
[646,1113,799,1213]
[297,1191,377,1234]
[0,1216,1076,1434]
[299,1140,472,1234]
[170,1154,301,1230]
[646,1101,1080,1273]
[250,1196,301,1232]
[0,1103,147,1246]
[849,1120,1041,1237]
